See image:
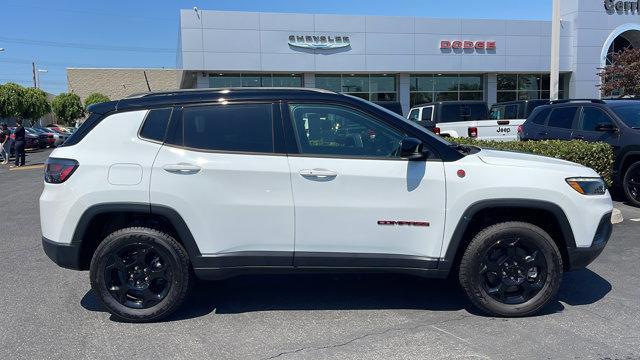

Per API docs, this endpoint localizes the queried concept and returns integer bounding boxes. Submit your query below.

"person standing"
[13,120,26,167]
[0,124,9,165]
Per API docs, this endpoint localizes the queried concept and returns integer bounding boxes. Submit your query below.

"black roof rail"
[549,99,606,104]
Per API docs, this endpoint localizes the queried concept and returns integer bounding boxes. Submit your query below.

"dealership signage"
[440,40,496,50]
[605,0,640,13]
[288,35,351,50]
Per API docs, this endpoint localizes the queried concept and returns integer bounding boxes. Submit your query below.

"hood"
[477,149,587,171]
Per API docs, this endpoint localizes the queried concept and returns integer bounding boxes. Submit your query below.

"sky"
[0,0,552,95]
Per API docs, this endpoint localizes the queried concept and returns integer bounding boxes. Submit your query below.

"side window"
[421,107,433,121]
[408,109,420,122]
[140,108,172,142]
[579,107,613,132]
[505,105,518,119]
[547,107,577,129]
[530,107,551,125]
[180,103,274,153]
[288,103,406,158]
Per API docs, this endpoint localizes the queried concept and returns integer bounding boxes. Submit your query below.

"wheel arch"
[619,149,640,180]
[73,203,201,270]
[440,199,576,274]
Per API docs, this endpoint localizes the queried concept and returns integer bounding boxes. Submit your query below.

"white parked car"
[41,89,613,322]
[408,101,525,141]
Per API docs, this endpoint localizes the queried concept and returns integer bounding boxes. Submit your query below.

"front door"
[284,102,446,268]
[150,103,295,266]
[572,106,620,145]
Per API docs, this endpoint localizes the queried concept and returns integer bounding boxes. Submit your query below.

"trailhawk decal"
[377,220,430,227]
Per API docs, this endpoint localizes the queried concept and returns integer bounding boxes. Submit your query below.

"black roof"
[87,87,339,114]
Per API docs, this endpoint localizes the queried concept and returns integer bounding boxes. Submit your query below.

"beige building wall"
[67,68,183,102]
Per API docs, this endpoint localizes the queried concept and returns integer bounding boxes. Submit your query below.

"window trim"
[162,101,285,156]
[283,100,434,161]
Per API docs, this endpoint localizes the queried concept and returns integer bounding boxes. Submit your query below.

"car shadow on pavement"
[80,268,610,322]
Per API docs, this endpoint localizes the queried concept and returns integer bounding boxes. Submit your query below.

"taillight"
[517,125,524,134]
[468,127,478,138]
[434,127,441,135]
[44,158,79,184]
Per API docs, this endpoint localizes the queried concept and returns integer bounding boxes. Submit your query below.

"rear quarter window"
[139,108,173,142]
[547,107,578,129]
[529,107,551,125]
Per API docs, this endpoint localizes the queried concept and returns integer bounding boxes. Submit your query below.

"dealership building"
[69,1,640,115]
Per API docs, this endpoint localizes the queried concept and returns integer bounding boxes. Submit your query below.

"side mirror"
[399,137,426,160]
[595,123,618,132]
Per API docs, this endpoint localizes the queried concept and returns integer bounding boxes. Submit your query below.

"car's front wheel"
[89,227,192,322]
[623,161,640,207]
[458,221,563,317]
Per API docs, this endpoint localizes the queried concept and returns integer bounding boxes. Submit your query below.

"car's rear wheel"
[458,221,563,317]
[623,162,640,207]
[89,227,191,322]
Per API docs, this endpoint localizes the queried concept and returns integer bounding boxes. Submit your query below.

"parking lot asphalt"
[1,148,639,360]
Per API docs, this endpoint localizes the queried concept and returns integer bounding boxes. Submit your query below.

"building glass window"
[497,73,566,102]
[209,73,302,88]
[315,74,397,101]
[409,74,484,107]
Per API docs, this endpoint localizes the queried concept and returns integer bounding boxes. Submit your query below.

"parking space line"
[8,164,45,171]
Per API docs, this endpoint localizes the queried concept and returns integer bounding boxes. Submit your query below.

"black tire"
[89,227,192,322]
[458,221,563,317]
[623,161,640,207]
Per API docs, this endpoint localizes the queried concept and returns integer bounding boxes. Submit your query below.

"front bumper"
[566,212,613,271]
[42,237,82,270]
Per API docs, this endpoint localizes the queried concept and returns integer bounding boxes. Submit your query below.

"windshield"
[345,95,454,146]
[610,104,640,128]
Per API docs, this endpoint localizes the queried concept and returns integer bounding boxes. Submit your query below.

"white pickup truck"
[407,100,549,141]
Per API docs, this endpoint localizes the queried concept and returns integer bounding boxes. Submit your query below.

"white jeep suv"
[41,88,613,322]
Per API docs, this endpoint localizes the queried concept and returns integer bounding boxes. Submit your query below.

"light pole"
[36,69,48,89]
[550,0,561,100]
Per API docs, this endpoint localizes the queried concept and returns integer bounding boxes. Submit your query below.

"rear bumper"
[566,212,612,271]
[42,237,82,270]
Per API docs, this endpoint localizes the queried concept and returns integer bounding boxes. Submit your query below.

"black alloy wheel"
[623,162,640,207]
[104,243,172,309]
[479,238,547,305]
[458,221,562,317]
[90,227,191,322]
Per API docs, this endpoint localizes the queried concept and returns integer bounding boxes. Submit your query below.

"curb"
[611,208,623,224]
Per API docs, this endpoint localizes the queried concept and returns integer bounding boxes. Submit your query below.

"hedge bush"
[449,138,614,186]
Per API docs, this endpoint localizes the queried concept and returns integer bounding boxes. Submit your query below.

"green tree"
[0,82,26,119]
[22,87,51,125]
[51,93,84,125]
[599,47,640,98]
[84,92,110,108]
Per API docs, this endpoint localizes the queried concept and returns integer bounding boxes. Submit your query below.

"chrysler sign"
[288,35,351,50]
[440,40,496,50]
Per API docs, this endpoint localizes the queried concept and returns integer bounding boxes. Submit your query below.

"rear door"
[543,106,578,140]
[284,102,446,266]
[572,106,621,145]
[150,102,295,265]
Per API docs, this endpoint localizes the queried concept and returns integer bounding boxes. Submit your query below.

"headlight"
[565,177,606,195]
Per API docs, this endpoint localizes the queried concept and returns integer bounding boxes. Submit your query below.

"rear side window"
[140,108,172,142]
[421,107,433,121]
[530,107,551,125]
[505,105,518,119]
[180,103,274,153]
[440,104,488,122]
[547,107,577,129]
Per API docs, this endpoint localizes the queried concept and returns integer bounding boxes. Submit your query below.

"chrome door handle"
[299,168,338,179]
[163,163,201,175]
